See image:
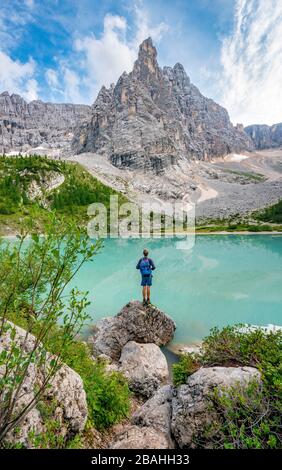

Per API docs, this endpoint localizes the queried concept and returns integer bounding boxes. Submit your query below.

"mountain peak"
[133,37,160,81]
[139,37,154,52]
[72,38,253,167]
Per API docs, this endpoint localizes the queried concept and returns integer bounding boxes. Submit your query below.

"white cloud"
[132,5,169,48]
[45,65,83,102]
[45,68,59,88]
[68,6,168,103]
[24,0,35,8]
[62,67,82,103]
[24,78,39,101]
[220,0,282,125]
[74,13,136,101]
[0,50,39,100]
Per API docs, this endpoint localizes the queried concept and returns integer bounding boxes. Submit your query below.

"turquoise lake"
[69,235,282,345]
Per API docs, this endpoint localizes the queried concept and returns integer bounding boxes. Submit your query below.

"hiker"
[136,249,156,306]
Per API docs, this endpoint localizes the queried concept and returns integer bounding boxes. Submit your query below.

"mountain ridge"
[0,38,281,160]
[245,123,282,150]
[72,37,253,173]
[0,90,91,154]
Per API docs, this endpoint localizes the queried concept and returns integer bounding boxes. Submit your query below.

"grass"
[221,168,265,182]
[195,223,281,233]
[196,214,282,233]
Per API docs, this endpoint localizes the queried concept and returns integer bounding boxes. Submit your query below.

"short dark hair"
[143,249,149,257]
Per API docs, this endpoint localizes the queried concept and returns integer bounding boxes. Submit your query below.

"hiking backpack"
[139,258,152,276]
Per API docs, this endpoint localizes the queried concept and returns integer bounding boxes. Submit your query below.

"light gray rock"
[73,37,253,170]
[91,300,176,361]
[0,322,87,448]
[119,341,169,397]
[131,385,174,447]
[171,366,261,448]
[109,424,170,449]
[25,170,65,206]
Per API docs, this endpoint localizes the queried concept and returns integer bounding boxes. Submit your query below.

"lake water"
[69,235,282,346]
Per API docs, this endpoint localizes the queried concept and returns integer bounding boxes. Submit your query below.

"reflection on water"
[66,235,282,344]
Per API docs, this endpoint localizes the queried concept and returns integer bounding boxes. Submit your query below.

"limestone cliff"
[72,38,253,172]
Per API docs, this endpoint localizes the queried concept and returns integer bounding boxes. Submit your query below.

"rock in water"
[171,366,261,448]
[119,341,169,397]
[245,123,282,149]
[73,37,253,171]
[91,300,176,360]
[0,322,88,448]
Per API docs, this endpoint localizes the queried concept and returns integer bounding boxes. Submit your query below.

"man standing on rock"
[136,249,156,306]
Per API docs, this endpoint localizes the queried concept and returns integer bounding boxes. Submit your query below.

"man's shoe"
[143,299,147,306]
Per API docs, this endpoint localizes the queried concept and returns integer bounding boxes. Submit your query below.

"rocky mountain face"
[245,123,282,149]
[72,38,253,173]
[0,91,91,154]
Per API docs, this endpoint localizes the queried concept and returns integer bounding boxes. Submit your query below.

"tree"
[0,213,102,443]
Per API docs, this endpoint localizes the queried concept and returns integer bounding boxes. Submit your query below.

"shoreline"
[194,231,282,235]
[167,323,282,357]
[1,231,282,239]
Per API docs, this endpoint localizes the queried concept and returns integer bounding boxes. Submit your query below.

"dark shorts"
[141,274,152,286]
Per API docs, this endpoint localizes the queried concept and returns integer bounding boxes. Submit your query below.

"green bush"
[255,199,282,223]
[44,329,131,430]
[172,326,282,448]
[172,353,201,386]
[206,380,281,449]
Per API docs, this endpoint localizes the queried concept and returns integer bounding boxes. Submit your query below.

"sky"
[0,0,281,126]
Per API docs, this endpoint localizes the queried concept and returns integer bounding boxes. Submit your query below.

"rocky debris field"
[70,148,282,221]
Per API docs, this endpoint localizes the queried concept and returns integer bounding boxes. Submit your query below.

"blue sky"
[0,0,281,125]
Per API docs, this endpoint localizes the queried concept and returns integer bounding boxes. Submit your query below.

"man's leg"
[142,286,147,303]
[147,286,151,304]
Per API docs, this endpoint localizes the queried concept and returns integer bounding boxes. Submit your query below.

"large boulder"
[0,322,88,448]
[119,341,169,397]
[109,425,170,449]
[91,301,176,361]
[132,385,174,447]
[171,366,261,448]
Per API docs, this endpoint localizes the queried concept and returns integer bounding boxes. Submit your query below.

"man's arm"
[136,259,141,270]
[150,259,156,270]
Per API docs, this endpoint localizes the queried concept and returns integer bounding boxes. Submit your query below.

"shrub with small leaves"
[172,325,282,449]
